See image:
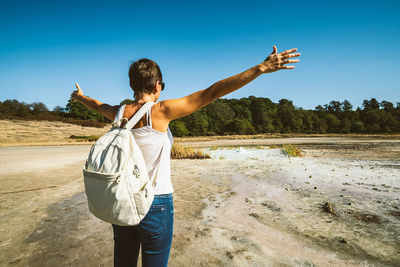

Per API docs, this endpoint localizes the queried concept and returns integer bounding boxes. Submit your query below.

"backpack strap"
[111,104,127,128]
[123,102,155,130]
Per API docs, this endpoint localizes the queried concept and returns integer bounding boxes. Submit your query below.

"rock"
[388,210,400,217]
[208,195,217,202]
[309,175,312,178]
[226,251,234,259]
[261,201,281,212]
[314,186,317,189]
[355,213,381,224]
[338,238,348,244]
[249,213,260,218]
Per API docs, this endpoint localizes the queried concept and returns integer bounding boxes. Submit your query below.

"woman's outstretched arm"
[70,84,118,121]
[159,45,301,121]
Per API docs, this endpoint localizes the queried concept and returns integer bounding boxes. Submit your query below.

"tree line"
[1,97,399,136]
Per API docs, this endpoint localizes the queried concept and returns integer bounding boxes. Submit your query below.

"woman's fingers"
[272,45,278,54]
[75,83,83,93]
[282,53,301,59]
[282,59,300,64]
[280,48,297,55]
[74,83,83,95]
[280,65,295,69]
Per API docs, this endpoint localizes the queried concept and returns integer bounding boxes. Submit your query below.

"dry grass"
[171,144,211,159]
[69,135,100,142]
[280,144,303,157]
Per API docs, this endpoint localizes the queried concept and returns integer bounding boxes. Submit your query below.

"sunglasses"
[159,81,165,91]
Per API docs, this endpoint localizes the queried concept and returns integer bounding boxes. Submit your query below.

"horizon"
[0,95,395,112]
[1,0,399,111]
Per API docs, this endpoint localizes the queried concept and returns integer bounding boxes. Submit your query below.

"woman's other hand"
[71,83,84,101]
[258,45,301,74]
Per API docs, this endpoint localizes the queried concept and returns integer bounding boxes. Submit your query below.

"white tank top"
[130,105,174,195]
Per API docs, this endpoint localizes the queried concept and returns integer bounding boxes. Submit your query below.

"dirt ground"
[0,121,399,266]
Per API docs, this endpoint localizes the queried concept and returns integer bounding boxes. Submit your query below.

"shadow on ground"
[24,192,113,267]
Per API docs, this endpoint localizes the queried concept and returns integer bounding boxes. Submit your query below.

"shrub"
[280,144,303,157]
[69,135,100,141]
[171,144,211,159]
[169,120,189,137]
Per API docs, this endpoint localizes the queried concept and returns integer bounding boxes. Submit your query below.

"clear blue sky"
[0,0,399,110]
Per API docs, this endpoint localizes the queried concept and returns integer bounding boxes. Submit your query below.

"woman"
[71,45,300,267]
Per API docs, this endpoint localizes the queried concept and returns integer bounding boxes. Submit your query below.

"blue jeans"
[112,193,174,267]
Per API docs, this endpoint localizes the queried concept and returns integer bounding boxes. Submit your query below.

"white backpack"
[83,102,163,226]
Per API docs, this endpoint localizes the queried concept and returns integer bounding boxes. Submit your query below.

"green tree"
[342,100,353,112]
[205,100,235,134]
[65,97,109,122]
[30,102,48,114]
[363,110,380,133]
[249,96,275,133]
[363,98,380,110]
[1,99,30,117]
[351,121,366,133]
[380,100,394,112]
[340,118,351,133]
[169,120,189,137]
[182,110,209,136]
[120,99,134,105]
[277,99,301,133]
[225,118,256,135]
[325,114,341,133]
[326,100,342,113]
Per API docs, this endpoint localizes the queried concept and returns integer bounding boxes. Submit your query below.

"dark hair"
[128,58,162,97]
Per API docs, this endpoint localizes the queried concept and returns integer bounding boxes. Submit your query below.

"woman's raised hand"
[258,45,301,74]
[71,83,84,101]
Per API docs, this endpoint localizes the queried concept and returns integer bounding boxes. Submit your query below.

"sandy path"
[0,141,399,266]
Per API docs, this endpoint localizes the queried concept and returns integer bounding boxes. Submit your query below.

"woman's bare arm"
[159,45,301,122]
[70,83,118,121]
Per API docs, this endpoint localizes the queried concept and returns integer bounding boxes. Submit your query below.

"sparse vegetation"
[69,135,100,141]
[280,144,303,157]
[171,144,211,159]
[321,202,336,215]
